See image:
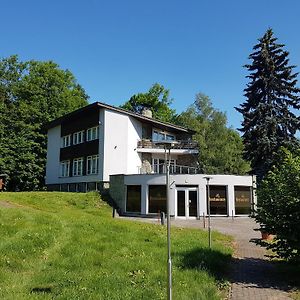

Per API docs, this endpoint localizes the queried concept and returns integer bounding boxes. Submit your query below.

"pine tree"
[236,29,300,179]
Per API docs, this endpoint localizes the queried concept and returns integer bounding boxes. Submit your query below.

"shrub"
[256,148,300,262]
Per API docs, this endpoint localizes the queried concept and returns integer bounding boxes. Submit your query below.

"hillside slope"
[0,192,232,300]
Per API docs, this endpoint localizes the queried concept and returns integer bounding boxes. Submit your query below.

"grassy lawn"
[0,192,233,300]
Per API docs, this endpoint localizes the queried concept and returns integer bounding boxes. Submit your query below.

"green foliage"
[177,93,250,174]
[236,29,300,180]
[256,148,300,262]
[0,192,233,299]
[121,83,176,122]
[0,55,88,190]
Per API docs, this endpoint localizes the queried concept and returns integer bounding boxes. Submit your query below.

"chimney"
[141,108,153,118]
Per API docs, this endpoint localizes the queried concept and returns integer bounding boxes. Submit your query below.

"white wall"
[45,125,61,184]
[127,116,142,174]
[102,109,142,181]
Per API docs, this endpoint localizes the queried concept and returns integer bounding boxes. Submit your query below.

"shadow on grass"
[175,247,232,282]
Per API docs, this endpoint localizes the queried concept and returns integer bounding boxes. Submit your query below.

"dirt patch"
[0,200,20,208]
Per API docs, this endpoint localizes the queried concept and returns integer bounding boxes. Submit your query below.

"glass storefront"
[234,186,252,214]
[126,185,141,213]
[148,185,166,213]
[208,185,227,215]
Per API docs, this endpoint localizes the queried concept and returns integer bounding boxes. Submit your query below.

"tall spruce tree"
[236,29,300,179]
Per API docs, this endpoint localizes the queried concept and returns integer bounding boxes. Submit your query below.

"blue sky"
[2,0,300,129]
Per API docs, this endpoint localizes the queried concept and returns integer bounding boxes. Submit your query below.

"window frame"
[152,128,175,142]
[152,158,176,173]
[73,157,84,176]
[86,155,99,175]
[61,134,71,148]
[60,160,70,177]
[73,130,84,145]
[86,126,99,142]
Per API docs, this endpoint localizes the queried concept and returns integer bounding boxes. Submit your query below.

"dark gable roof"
[46,101,195,134]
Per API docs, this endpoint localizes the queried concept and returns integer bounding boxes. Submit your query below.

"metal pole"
[205,177,212,249]
[166,147,172,300]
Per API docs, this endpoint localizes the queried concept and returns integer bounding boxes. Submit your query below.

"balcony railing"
[139,164,200,175]
[137,139,198,150]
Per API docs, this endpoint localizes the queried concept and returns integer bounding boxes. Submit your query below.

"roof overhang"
[45,101,196,134]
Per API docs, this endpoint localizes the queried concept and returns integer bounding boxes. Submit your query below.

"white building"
[46,102,256,218]
[110,174,256,218]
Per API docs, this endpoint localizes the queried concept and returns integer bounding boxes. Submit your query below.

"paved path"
[120,216,292,299]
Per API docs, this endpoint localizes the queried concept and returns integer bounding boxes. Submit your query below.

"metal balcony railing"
[139,164,200,175]
[137,139,198,150]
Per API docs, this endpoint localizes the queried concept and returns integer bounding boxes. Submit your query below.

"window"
[73,157,84,176]
[148,185,166,213]
[152,158,176,173]
[126,185,141,213]
[235,186,252,215]
[60,160,70,177]
[73,131,84,145]
[86,155,99,175]
[87,126,99,141]
[61,135,71,148]
[208,185,227,215]
[153,129,175,142]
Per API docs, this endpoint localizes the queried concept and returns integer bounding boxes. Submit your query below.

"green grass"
[0,192,233,300]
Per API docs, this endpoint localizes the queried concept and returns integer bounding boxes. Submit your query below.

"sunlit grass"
[0,192,233,299]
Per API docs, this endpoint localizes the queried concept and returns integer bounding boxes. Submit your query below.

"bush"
[256,148,300,262]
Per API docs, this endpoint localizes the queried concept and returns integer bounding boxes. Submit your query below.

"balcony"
[137,139,199,154]
[138,163,200,175]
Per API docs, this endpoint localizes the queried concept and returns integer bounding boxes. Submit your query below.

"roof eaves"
[45,101,196,134]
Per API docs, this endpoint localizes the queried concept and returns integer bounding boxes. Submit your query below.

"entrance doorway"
[176,188,198,218]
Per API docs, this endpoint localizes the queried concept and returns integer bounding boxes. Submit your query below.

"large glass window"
[148,185,166,213]
[208,185,227,215]
[86,155,99,175]
[235,186,252,215]
[152,158,176,173]
[60,160,70,177]
[152,130,175,142]
[61,135,71,148]
[87,126,99,141]
[73,157,84,176]
[126,185,141,213]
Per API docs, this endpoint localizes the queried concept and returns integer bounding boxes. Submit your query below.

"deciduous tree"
[121,83,176,122]
[178,93,250,174]
[0,55,88,190]
[256,148,300,262]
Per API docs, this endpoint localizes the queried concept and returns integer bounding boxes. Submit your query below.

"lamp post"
[154,140,178,300]
[204,176,213,249]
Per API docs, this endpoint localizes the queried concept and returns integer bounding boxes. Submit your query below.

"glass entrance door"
[176,188,198,218]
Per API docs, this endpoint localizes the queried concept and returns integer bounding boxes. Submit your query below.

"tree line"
[121,85,250,175]
[0,56,88,191]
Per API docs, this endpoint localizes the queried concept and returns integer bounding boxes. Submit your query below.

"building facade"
[46,102,256,218]
[110,174,256,218]
[46,102,198,192]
